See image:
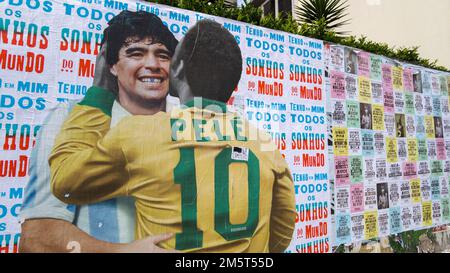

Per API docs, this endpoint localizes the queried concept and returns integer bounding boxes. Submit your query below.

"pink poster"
[436,139,446,160]
[403,68,414,92]
[331,71,346,99]
[402,162,417,179]
[351,183,364,213]
[335,156,350,186]
[358,52,370,77]
[383,64,394,113]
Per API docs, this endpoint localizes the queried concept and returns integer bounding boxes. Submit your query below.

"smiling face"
[110,37,171,114]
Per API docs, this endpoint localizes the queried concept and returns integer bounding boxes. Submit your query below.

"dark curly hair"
[103,10,178,66]
[177,20,242,103]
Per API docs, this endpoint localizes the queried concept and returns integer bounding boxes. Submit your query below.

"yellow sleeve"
[269,151,296,253]
[49,87,128,205]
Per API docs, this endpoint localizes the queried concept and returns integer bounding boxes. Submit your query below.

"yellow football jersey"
[50,87,296,253]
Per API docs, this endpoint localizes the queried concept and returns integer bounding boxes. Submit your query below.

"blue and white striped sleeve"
[20,101,79,223]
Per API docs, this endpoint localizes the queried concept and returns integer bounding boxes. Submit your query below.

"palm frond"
[295,0,350,33]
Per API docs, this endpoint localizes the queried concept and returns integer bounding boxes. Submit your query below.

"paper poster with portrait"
[378,210,390,237]
[344,47,358,75]
[412,69,423,93]
[434,116,444,139]
[395,114,406,138]
[376,182,390,210]
[389,207,403,234]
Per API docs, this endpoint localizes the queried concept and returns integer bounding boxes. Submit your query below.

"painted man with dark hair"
[20,10,178,253]
[49,20,296,253]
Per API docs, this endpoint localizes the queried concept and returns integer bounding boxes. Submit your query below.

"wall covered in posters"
[0,0,328,253]
[325,42,450,246]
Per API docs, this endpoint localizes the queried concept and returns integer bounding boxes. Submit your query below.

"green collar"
[184,97,228,113]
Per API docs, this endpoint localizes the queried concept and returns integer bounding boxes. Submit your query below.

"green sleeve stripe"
[78,86,116,117]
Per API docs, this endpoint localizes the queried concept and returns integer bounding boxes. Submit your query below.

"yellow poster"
[386,137,398,163]
[364,211,378,240]
[424,115,435,139]
[392,66,403,91]
[333,127,349,156]
[422,201,432,226]
[372,104,385,131]
[410,179,421,203]
[358,76,372,103]
[407,138,418,162]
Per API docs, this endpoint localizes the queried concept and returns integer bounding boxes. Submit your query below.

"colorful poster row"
[0,1,328,252]
[324,43,450,245]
